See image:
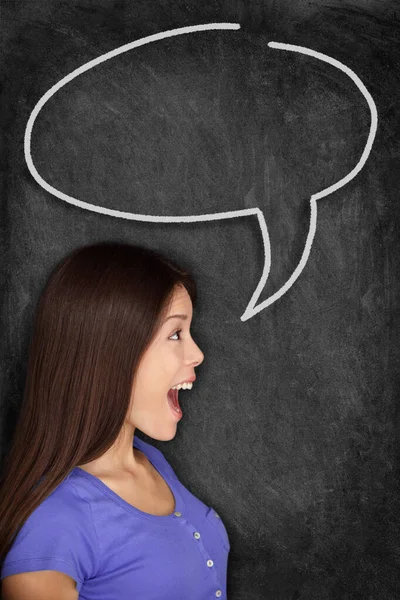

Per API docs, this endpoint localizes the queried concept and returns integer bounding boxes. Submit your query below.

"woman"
[0,242,230,599]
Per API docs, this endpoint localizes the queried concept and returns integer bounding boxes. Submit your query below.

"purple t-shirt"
[1,435,230,599]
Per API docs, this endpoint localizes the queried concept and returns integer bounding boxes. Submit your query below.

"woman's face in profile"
[128,286,204,439]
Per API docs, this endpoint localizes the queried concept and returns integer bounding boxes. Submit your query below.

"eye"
[170,329,182,341]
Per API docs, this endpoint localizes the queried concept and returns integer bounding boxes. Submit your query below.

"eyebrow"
[163,314,189,323]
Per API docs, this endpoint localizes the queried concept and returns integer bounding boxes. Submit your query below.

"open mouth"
[167,387,182,417]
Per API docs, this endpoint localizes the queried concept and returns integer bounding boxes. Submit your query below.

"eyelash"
[170,328,183,341]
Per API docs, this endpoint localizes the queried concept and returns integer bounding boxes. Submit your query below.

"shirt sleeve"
[1,482,99,593]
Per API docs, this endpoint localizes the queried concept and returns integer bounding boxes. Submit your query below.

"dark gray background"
[1,1,399,598]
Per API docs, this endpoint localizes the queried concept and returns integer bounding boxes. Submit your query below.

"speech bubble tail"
[241,199,318,321]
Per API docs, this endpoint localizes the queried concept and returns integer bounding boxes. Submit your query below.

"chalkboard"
[1,2,399,598]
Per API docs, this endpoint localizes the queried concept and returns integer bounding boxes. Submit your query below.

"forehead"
[166,286,192,314]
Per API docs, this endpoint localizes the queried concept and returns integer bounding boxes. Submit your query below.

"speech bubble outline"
[24,23,378,322]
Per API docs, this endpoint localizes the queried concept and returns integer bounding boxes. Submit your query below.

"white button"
[174,511,182,517]
[207,559,214,567]
[193,532,201,539]
[215,591,222,597]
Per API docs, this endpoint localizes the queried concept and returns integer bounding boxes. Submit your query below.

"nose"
[191,340,204,367]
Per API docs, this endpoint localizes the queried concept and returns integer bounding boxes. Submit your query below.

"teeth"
[171,382,193,390]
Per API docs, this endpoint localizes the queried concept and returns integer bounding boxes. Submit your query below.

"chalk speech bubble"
[24,23,378,322]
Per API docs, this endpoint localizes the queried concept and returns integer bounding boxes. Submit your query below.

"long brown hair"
[0,242,197,564]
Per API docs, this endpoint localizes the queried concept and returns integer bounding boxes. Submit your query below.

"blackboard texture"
[1,1,400,598]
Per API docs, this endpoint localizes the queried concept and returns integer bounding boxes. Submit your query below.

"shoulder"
[30,474,97,531]
[1,475,99,593]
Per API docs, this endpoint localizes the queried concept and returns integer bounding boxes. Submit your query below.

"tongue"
[167,388,180,410]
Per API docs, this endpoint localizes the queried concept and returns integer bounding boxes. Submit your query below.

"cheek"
[163,347,182,370]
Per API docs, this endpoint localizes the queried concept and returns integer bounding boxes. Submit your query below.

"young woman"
[0,242,230,599]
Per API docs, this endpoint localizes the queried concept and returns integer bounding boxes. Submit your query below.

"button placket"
[185,518,225,597]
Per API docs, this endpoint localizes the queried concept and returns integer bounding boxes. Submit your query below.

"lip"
[171,375,196,386]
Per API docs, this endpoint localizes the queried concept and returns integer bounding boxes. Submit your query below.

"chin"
[158,430,178,442]
[140,427,178,442]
